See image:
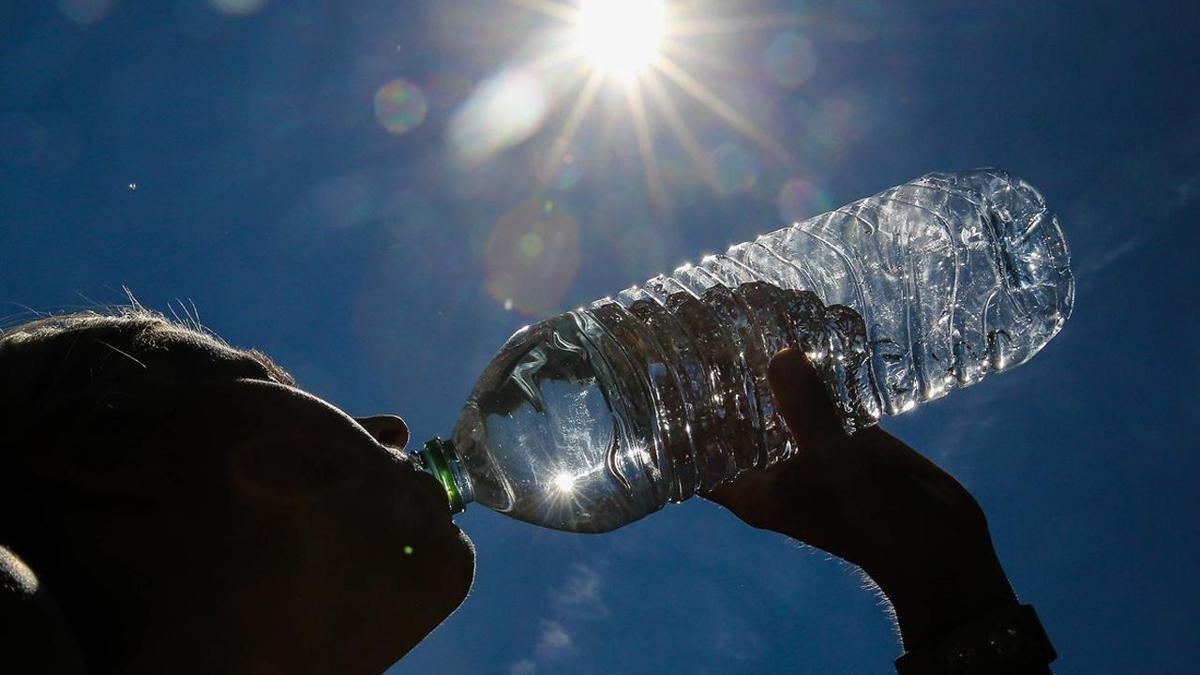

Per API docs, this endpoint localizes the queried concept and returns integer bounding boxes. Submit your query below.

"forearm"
[756,494,1053,672]
[880,561,1017,651]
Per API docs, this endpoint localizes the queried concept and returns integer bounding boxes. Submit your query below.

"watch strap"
[894,603,1056,675]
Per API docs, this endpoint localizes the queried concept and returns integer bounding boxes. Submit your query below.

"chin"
[414,524,475,609]
[402,531,475,654]
[448,528,477,602]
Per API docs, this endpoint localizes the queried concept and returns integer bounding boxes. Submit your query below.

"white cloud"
[509,563,607,672]
[535,620,574,659]
[1168,171,1200,214]
[510,658,537,675]
[706,606,765,662]
[1076,235,1142,281]
[549,563,609,618]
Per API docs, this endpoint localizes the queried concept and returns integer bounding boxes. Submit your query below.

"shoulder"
[1,546,88,674]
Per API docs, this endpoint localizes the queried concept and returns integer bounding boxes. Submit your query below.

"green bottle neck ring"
[416,438,474,514]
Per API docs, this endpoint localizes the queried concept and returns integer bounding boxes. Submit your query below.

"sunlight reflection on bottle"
[551,471,577,494]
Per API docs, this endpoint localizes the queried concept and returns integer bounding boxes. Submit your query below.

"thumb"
[767,348,846,448]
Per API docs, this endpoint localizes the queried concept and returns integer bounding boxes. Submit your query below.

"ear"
[0,546,88,674]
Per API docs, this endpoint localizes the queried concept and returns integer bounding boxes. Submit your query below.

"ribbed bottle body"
[583,168,1072,506]
[583,284,868,505]
[436,169,1073,532]
[609,168,1072,420]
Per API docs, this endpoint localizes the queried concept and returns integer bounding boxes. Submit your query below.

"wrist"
[893,604,1056,675]
[872,548,1017,650]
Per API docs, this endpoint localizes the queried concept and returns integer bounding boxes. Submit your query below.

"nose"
[356,415,410,452]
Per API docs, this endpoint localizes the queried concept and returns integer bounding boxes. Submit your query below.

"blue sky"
[2,1,1198,672]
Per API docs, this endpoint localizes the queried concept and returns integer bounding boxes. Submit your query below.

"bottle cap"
[414,438,471,513]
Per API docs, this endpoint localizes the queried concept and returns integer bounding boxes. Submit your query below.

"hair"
[0,305,293,557]
[3,306,289,463]
[1,305,292,416]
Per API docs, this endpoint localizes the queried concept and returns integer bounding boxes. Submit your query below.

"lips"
[390,463,458,545]
[413,469,455,516]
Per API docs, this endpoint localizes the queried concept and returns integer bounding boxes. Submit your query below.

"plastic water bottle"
[416,169,1074,532]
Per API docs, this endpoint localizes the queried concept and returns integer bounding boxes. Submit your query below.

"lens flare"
[777,177,831,224]
[709,143,758,195]
[484,199,581,314]
[574,0,666,78]
[374,79,428,135]
[765,32,817,88]
[450,68,547,165]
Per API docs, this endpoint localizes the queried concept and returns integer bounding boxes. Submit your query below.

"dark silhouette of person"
[0,308,1053,673]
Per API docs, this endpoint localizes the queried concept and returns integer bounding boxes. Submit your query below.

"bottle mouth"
[414,438,473,514]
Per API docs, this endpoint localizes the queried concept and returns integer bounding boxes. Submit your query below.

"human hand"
[706,348,1018,649]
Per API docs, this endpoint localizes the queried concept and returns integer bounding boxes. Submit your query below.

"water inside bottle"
[450,312,662,532]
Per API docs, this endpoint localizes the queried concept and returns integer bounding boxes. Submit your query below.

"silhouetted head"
[0,308,473,673]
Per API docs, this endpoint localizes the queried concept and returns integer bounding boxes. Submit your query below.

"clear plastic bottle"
[416,169,1074,532]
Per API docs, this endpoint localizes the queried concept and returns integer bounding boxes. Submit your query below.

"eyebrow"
[215,351,296,387]
[262,363,295,386]
[244,356,297,387]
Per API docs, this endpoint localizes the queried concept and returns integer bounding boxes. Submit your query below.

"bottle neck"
[415,438,474,513]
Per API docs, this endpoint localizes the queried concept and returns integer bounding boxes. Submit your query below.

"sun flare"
[458,0,796,221]
[551,471,578,494]
[573,0,665,78]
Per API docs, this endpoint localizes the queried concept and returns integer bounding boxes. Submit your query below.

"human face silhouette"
[67,376,475,674]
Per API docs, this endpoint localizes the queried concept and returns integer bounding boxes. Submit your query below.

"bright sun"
[482,0,792,214]
[574,0,666,78]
